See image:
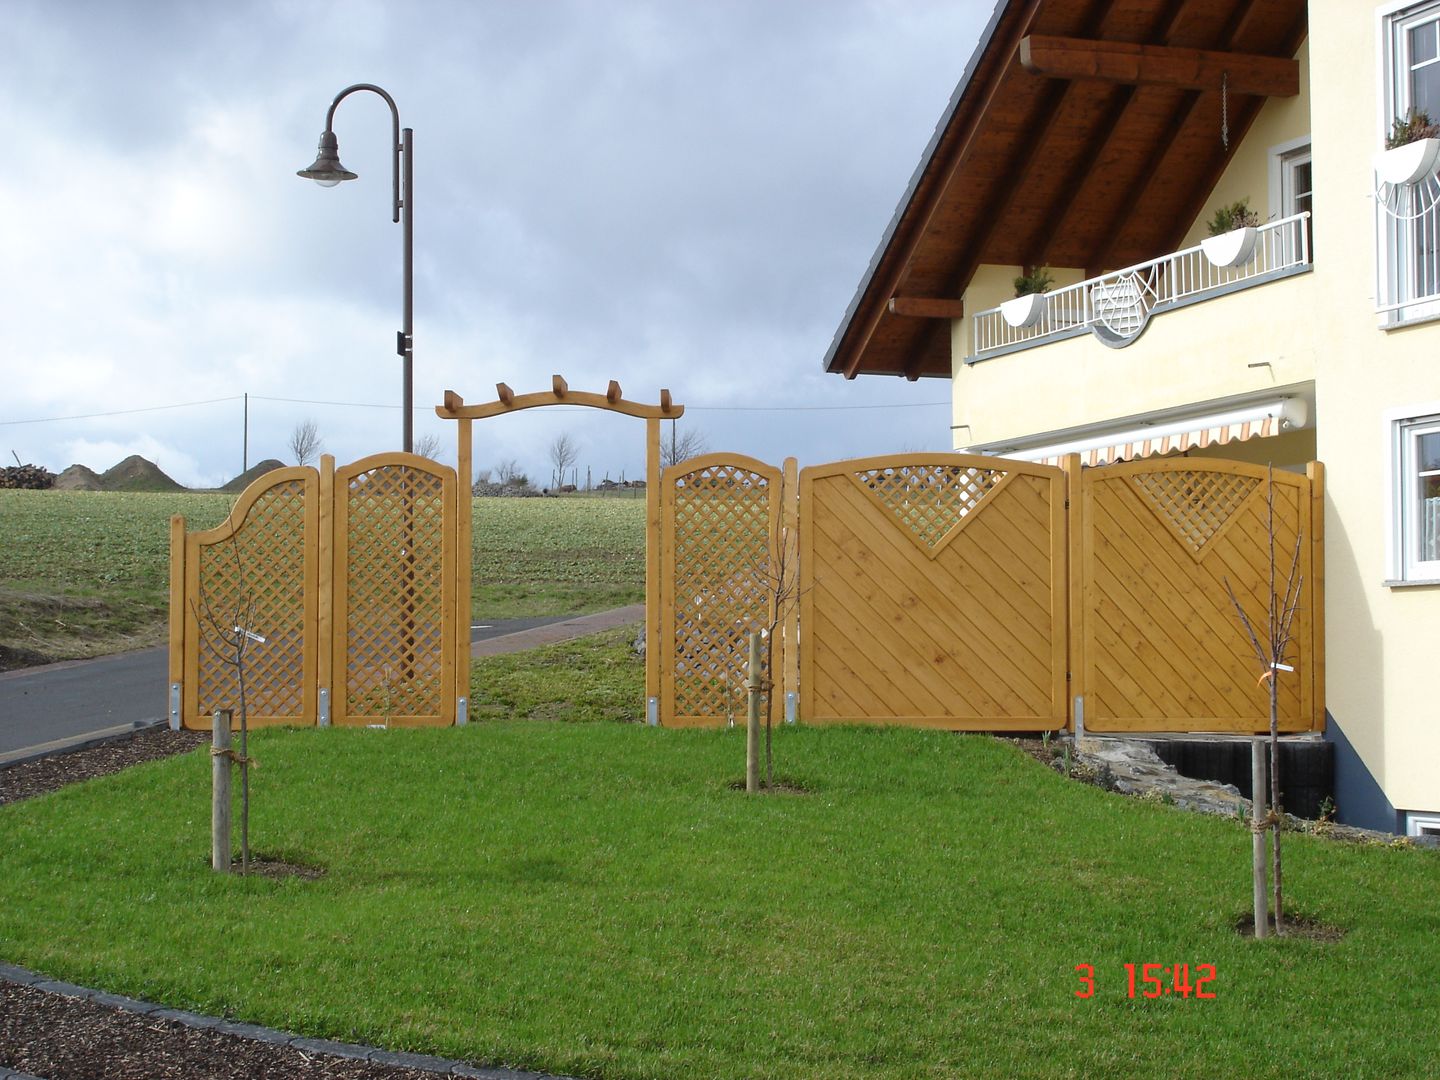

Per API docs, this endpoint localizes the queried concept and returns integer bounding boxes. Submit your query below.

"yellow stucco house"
[826,0,1439,834]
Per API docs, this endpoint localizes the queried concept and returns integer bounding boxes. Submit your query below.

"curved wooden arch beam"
[435,377,683,421]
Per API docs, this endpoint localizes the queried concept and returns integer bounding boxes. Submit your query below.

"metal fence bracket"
[318,687,331,727]
[646,696,659,726]
[168,683,181,731]
[456,696,468,726]
[785,691,797,724]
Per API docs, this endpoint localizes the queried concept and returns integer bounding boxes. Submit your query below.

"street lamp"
[298,83,414,452]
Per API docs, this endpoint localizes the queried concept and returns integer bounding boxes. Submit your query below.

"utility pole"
[242,393,249,474]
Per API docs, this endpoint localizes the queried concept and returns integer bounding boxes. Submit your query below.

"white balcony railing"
[969,212,1312,362]
[1375,170,1440,322]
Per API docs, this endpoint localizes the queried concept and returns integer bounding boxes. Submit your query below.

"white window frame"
[1385,402,1440,585]
[1268,136,1312,218]
[1406,812,1440,837]
[1376,1,1440,325]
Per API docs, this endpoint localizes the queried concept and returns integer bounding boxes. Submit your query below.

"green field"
[1,640,1435,1078]
[0,490,645,667]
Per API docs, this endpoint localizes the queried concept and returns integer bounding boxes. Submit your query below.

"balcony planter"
[1000,292,1047,329]
[1374,137,1440,186]
[1200,227,1258,269]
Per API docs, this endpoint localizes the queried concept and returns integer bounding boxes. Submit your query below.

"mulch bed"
[0,728,539,1080]
[0,983,445,1080]
[0,726,207,806]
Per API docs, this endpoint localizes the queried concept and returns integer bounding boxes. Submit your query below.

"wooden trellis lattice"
[169,453,461,730]
[658,454,796,727]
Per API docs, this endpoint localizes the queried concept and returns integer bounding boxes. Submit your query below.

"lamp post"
[298,84,414,453]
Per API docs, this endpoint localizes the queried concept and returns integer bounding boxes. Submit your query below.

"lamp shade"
[297,131,357,186]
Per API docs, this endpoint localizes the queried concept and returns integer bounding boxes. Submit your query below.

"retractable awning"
[964,397,1309,467]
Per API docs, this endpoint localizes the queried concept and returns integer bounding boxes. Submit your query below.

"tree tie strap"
[210,747,258,768]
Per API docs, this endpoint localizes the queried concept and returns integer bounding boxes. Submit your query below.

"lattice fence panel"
[669,464,776,721]
[344,465,447,718]
[196,480,308,719]
[852,464,1007,552]
[1131,469,1261,556]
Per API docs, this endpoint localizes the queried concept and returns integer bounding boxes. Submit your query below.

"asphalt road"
[0,616,572,762]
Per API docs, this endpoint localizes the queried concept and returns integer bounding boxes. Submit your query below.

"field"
[0,490,645,667]
[1,639,1436,1078]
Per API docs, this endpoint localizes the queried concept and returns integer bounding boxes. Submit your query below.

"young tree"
[412,432,442,460]
[661,422,708,468]
[548,433,579,489]
[288,419,323,466]
[1225,465,1305,938]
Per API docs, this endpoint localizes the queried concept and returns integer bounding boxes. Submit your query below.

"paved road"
[0,616,577,762]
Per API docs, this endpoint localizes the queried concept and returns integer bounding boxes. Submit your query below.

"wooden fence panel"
[174,453,460,730]
[332,454,457,727]
[182,466,319,728]
[1079,460,1320,733]
[659,453,786,727]
[799,454,1068,730]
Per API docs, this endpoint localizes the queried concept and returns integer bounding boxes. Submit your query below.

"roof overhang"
[823,0,1308,381]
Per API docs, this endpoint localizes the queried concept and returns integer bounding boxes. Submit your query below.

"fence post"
[782,457,800,723]
[168,514,186,731]
[746,632,762,793]
[212,709,233,873]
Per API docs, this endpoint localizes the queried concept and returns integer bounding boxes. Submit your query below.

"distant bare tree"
[412,433,442,461]
[288,419,323,466]
[494,458,528,487]
[548,433,579,489]
[661,422,708,468]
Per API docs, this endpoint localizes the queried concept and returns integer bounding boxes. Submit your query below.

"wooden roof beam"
[887,297,965,319]
[1019,35,1299,97]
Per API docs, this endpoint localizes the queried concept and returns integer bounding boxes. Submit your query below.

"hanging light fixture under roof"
[296,130,357,187]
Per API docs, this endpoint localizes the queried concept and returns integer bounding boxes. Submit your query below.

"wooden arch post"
[436,377,682,721]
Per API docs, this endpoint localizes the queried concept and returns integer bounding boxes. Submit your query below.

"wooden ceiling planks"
[826,0,1306,380]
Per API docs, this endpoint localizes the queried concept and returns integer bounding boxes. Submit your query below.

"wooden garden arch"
[435,376,682,718]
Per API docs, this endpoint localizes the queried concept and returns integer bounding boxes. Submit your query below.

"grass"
[0,490,645,664]
[1,634,1437,1078]
[469,626,643,723]
[0,490,235,663]
[470,496,644,619]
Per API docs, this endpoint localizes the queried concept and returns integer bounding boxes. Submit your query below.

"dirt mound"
[221,458,286,492]
[99,455,184,493]
[53,465,104,491]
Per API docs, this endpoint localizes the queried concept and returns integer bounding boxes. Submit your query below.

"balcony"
[967,212,1312,363]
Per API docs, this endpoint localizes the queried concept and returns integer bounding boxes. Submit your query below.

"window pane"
[1412,21,1438,65]
[1415,63,1440,119]
[1419,431,1440,471]
[1419,473,1440,563]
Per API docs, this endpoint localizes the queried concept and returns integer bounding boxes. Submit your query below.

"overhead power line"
[0,392,950,425]
[0,395,243,426]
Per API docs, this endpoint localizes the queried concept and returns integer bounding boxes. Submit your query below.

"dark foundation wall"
[1138,737,1334,820]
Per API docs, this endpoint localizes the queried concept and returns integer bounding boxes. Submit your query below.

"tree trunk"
[745,632,761,794]
[1251,738,1269,939]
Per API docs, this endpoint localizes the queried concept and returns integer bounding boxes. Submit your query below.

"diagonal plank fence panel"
[659,451,1324,735]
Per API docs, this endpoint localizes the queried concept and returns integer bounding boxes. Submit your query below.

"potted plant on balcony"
[1375,108,1440,186]
[1200,199,1261,268]
[1001,266,1053,328]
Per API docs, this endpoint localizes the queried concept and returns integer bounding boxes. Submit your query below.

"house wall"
[946,20,1440,830]
[1306,0,1440,827]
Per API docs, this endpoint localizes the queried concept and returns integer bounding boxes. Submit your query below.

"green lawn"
[0,491,645,664]
[1,636,1436,1078]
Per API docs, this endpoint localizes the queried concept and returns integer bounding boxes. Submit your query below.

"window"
[1271,139,1313,260]
[1406,813,1440,838]
[1392,413,1440,582]
[1379,3,1440,320]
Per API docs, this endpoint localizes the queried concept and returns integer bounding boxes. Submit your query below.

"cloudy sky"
[0,0,989,489]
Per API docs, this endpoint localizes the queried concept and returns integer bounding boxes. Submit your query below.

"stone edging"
[0,963,574,1080]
